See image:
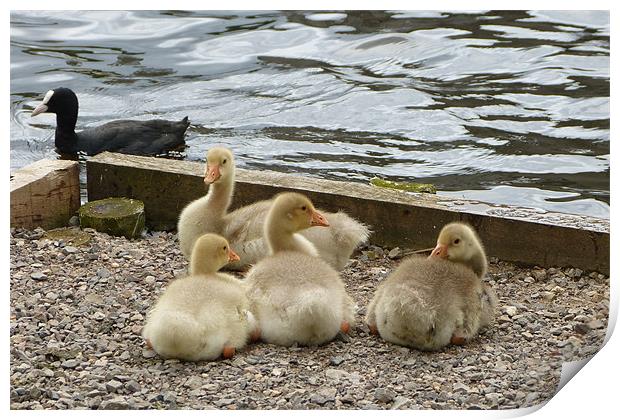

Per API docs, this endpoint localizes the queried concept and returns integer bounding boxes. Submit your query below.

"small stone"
[64,246,79,254]
[68,215,80,226]
[125,380,141,393]
[215,398,235,407]
[100,397,130,410]
[92,311,106,321]
[587,320,605,330]
[14,362,30,373]
[325,368,361,382]
[502,306,518,317]
[105,379,123,393]
[61,359,79,369]
[85,293,104,305]
[453,382,471,393]
[30,272,47,281]
[145,275,155,284]
[184,377,202,390]
[142,349,156,359]
[388,247,401,259]
[541,291,555,302]
[531,269,547,281]
[45,292,58,300]
[374,388,395,403]
[390,396,410,409]
[329,356,345,366]
[574,323,590,335]
[310,388,337,405]
[42,368,55,377]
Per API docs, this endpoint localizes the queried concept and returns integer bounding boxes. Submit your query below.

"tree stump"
[79,198,145,239]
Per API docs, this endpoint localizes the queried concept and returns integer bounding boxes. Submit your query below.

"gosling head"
[190,233,240,275]
[429,222,487,278]
[271,192,329,233]
[204,147,234,185]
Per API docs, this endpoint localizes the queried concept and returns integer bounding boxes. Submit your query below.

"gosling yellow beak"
[228,248,240,263]
[311,210,329,227]
[204,164,221,184]
[429,243,448,259]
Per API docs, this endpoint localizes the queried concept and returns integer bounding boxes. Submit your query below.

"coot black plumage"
[31,87,190,156]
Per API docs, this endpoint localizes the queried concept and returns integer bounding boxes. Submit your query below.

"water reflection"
[10,10,609,218]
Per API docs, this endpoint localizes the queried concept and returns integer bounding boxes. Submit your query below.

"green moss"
[43,227,92,246]
[79,197,145,239]
[370,177,437,194]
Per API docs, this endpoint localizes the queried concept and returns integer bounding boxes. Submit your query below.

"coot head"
[32,87,78,117]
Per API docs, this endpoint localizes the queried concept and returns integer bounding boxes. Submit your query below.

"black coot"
[31,87,190,156]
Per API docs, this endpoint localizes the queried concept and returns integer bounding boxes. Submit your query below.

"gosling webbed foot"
[222,345,236,359]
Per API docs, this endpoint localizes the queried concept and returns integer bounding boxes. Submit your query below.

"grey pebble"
[374,388,395,403]
[30,271,47,281]
[105,379,123,393]
[64,246,79,254]
[61,359,79,369]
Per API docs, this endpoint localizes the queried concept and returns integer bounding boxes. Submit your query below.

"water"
[10,10,610,219]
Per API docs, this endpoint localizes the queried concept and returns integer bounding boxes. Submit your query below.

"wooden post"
[10,159,80,230]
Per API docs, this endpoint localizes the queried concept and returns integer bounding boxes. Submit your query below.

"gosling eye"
[301,205,307,211]
[222,159,227,164]
[453,238,461,245]
[223,246,227,251]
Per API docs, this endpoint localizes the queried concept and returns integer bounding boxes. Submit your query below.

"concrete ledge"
[11,159,80,230]
[87,152,609,274]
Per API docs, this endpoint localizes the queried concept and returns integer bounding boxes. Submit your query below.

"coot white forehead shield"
[31,90,54,117]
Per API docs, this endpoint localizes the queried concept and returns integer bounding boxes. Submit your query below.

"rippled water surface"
[10,10,610,218]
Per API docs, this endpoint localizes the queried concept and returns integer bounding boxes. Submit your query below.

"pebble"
[100,397,131,410]
[329,356,345,366]
[64,246,79,254]
[125,380,141,393]
[502,306,518,317]
[388,247,401,259]
[105,380,123,393]
[61,359,79,369]
[374,388,396,403]
[390,396,410,409]
[30,272,47,281]
[9,227,609,410]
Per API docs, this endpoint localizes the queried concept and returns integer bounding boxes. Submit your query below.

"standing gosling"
[365,222,497,351]
[142,234,258,361]
[176,147,370,271]
[245,193,356,346]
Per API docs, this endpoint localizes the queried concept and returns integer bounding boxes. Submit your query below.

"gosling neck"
[205,169,235,217]
[189,253,221,276]
[264,213,307,255]
[467,251,487,279]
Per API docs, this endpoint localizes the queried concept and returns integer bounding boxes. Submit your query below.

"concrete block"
[11,159,80,230]
[86,152,609,274]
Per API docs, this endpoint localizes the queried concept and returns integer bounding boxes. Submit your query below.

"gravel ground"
[10,227,609,410]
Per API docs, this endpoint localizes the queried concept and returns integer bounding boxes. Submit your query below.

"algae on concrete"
[43,227,92,246]
[79,197,145,239]
[370,177,437,194]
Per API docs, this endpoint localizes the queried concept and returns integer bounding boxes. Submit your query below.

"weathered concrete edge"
[10,159,81,230]
[86,152,610,274]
